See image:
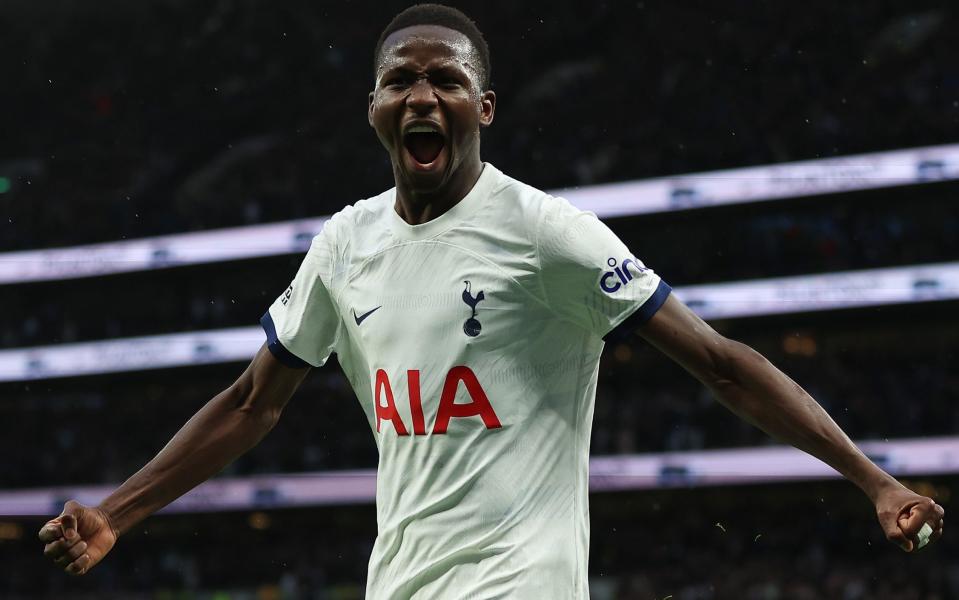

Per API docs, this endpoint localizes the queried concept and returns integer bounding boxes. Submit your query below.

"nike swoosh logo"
[352,306,382,326]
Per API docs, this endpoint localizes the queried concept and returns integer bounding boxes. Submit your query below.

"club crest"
[461,280,485,337]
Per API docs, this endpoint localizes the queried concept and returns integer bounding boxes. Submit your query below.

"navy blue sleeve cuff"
[602,280,672,343]
[260,311,311,369]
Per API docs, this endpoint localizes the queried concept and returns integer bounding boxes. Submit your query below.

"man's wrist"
[95,504,122,539]
[96,498,132,539]
[860,470,903,504]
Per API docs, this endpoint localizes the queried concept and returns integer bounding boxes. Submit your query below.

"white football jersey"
[262,164,670,599]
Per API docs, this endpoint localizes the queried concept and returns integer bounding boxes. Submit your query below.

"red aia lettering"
[374,369,409,436]
[373,366,501,436]
[407,369,426,435]
[432,366,502,434]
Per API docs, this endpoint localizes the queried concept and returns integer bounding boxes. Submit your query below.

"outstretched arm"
[637,294,944,552]
[38,344,310,575]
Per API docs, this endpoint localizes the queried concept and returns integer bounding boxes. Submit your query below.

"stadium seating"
[6,2,958,597]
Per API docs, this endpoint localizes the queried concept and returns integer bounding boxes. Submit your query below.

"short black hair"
[374,3,491,90]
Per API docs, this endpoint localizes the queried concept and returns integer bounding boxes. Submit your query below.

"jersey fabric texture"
[261,164,671,599]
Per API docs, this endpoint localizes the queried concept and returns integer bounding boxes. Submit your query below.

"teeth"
[407,125,439,134]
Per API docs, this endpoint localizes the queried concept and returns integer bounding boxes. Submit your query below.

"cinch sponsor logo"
[599,257,648,293]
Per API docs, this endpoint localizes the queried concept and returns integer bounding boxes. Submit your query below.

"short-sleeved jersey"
[262,164,670,599]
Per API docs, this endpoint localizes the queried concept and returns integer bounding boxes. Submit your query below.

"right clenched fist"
[38,500,118,576]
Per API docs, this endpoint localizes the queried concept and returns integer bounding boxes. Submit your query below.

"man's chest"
[336,243,543,362]
[331,241,594,439]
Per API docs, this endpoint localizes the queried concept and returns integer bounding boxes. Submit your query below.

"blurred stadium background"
[2,0,959,598]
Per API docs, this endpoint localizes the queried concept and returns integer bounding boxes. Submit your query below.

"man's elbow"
[224,380,283,432]
[706,337,767,391]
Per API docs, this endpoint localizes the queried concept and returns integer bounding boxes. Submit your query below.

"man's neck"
[393,159,484,225]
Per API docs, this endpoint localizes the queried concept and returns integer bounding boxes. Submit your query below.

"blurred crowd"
[4,308,956,488]
[3,481,956,599]
[634,183,958,286]
[3,181,957,350]
[593,320,959,455]
[5,1,959,597]
[2,0,958,251]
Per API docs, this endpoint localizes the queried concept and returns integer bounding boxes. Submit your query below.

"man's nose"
[406,79,438,113]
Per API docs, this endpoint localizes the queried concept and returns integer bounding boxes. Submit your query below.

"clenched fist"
[38,500,118,576]
[875,487,945,552]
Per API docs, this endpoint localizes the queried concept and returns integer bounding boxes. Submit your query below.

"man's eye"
[436,78,461,89]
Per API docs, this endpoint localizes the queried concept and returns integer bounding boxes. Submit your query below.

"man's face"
[369,25,495,194]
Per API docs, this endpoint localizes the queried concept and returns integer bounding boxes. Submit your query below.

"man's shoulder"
[325,189,394,236]
[486,166,591,245]
[488,165,556,208]
[482,164,579,232]
[304,190,394,269]
[304,191,392,257]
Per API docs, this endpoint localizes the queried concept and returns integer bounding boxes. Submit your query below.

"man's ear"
[479,90,496,128]
[368,91,375,127]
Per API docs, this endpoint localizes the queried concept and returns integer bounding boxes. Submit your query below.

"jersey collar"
[389,163,500,241]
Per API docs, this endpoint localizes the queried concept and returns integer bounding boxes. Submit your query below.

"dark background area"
[1,0,957,249]
[3,302,958,489]
[2,1,958,598]
[2,479,957,599]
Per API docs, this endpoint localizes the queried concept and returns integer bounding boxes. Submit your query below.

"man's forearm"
[97,384,277,536]
[709,340,902,502]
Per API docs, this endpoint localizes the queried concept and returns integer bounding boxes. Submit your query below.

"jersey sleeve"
[538,197,671,341]
[260,223,342,368]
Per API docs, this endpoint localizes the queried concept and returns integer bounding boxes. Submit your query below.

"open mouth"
[403,129,446,166]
